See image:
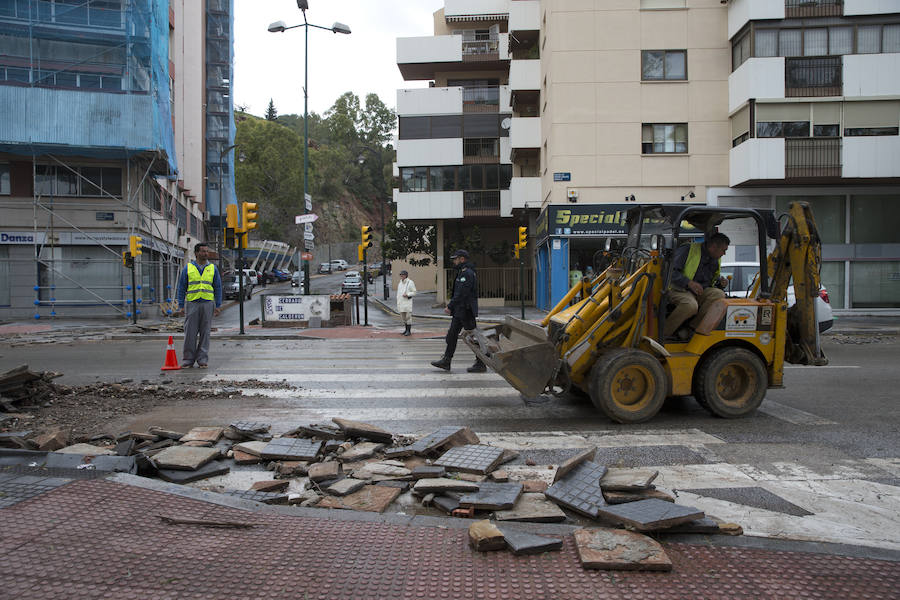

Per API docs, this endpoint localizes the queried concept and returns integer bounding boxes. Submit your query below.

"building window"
[0,164,9,195]
[399,165,512,193]
[642,50,687,80]
[400,167,428,192]
[34,165,122,197]
[463,138,500,160]
[813,124,840,137]
[844,127,900,136]
[757,121,811,138]
[642,124,688,154]
[398,115,510,140]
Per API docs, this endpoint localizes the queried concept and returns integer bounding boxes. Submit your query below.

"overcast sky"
[233,0,444,118]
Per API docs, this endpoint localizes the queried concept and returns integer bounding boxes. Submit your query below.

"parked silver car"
[341,270,363,295]
[223,273,252,301]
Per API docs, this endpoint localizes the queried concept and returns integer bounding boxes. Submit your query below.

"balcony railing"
[463,190,500,216]
[445,266,534,302]
[785,56,842,97]
[463,138,500,164]
[785,138,842,179]
[785,0,843,18]
[462,39,499,62]
[463,86,500,112]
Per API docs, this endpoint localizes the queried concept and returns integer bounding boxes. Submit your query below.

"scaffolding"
[0,1,196,319]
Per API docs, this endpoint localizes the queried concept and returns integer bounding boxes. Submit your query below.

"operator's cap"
[449,249,469,259]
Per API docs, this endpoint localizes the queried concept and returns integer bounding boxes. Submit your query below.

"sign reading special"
[262,295,330,322]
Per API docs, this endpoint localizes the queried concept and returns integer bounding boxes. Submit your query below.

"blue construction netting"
[0,0,178,176]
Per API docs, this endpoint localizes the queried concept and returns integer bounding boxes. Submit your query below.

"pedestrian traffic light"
[241,201,258,232]
[517,226,528,249]
[225,204,238,248]
[129,235,142,257]
[360,225,373,250]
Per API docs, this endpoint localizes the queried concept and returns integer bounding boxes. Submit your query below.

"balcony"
[463,138,501,164]
[394,189,463,220]
[729,57,785,113]
[444,0,509,20]
[509,1,541,33]
[844,53,900,97]
[397,34,509,80]
[509,59,540,92]
[786,57,842,98]
[397,87,463,116]
[785,138,842,179]
[785,0,843,18]
[396,138,463,168]
[510,176,541,210]
[510,116,541,149]
[728,0,784,40]
[730,138,786,186]
[463,190,501,217]
[463,86,501,112]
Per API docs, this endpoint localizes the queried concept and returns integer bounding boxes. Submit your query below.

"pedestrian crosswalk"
[198,338,900,551]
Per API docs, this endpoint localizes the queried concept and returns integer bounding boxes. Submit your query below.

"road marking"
[478,429,724,449]
[241,387,528,399]
[203,373,503,383]
[783,365,860,369]
[236,404,599,422]
[758,401,837,425]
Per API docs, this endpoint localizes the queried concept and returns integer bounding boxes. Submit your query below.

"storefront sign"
[547,204,631,236]
[262,294,330,322]
[0,231,45,244]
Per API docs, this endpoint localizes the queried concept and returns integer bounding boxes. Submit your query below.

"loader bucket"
[464,316,559,398]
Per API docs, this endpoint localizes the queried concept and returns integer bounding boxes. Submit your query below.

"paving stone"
[553,447,597,483]
[114,438,135,457]
[308,461,341,482]
[382,445,413,458]
[233,450,262,465]
[457,473,486,483]
[223,489,290,505]
[375,480,410,491]
[288,423,345,440]
[275,461,309,477]
[545,460,609,518]
[34,429,68,452]
[496,525,564,555]
[494,493,568,523]
[148,427,186,440]
[338,442,385,462]
[44,452,137,473]
[229,421,271,434]
[250,479,290,493]
[183,441,214,447]
[406,426,479,456]
[658,516,722,534]
[327,478,367,496]
[574,528,672,571]
[323,440,344,454]
[412,478,480,495]
[179,427,224,443]
[522,480,548,493]
[56,443,115,456]
[600,468,659,491]
[260,437,322,461]
[459,482,523,510]
[332,418,394,444]
[143,438,175,452]
[354,462,411,479]
[317,484,401,513]
[411,465,445,480]
[596,498,704,532]
[603,488,675,505]
[468,520,505,552]
[128,432,159,442]
[433,494,460,514]
[491,470,509,482]
[233,441,268,457]
[434,445,504,475]
[151,446,219,471]
[497,448,519,466]
[157,460,230,484]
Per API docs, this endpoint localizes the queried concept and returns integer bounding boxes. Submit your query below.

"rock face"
[573,528,672,571]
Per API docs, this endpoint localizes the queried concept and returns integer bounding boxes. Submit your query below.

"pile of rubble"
[0,365,64,413]
[0,416,744,571]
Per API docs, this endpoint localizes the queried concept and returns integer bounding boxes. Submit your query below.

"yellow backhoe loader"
[466,202,827,423]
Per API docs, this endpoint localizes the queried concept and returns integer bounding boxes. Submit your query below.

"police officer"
[431,249,485,373]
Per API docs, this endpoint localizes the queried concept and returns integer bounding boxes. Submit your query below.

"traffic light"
[360,225,373,250]
[225,204,238,248]
[129,235,142,258]
[122,251,133,268]
[241,201,258,232]
[358,244,365,262]
[517,226,527,249]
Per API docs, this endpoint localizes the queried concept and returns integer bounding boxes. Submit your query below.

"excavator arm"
[764,202,828,366]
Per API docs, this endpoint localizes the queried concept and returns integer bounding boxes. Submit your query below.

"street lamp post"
[217,143,239,273]
[357,148,391,301]
[268,6,350,296]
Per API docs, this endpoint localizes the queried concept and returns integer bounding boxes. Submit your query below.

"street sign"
[304,232,315,241]
[301,252,313,260]
[295,213,318,225]
[304,222,313,233]
[304,240,315,250]
[553,172,571,182]
[304,193,312,211]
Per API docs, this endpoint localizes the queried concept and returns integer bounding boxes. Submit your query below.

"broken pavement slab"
[326,478,366,496]
[250,479,290,493]
[148,427,187,440]
[332,418,394,444]
[494,493,567,523]
[338,442,385,462]
[405,426,479,456]
[573,528,672,571]
[459,482,523,511]
[353,462,411,479]
[233,441,268,457]
[179,427,224,444]
[34,428,68,452]
[223,489,290,505]
[596,498,704,532]
[151,446,219,471]
[434,444,504,475]
[229,421,271,435]
[157,461,230,484]
[496,525,564,555]
[599,468,659,492]
[317,484,401,513]
[411,465,445,480]
[545,460,609,518]
[308,461,342,483]
[468,520,505,552]
[57,443,115,456]
[603,488,675,505]
[233,450,262,465]
[286,423,345,440]
[412,478,480,495]
[259,437,322,461]
[553,447,596,483]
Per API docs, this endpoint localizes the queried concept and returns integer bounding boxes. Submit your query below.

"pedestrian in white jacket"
[396,270,416,336]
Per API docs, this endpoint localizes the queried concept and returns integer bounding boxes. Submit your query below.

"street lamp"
[268,4,351,295]
[217,143,239,273]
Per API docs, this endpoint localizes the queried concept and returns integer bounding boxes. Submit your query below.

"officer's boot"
[430,355,451,371]
[403,324,411,336]
[467,358,487,373]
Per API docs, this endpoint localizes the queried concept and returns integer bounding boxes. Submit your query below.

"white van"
[241,269,259,286]
[330,259,348,271]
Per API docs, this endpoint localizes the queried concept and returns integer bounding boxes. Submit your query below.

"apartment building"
[717,0,900,310]
[0,0,235,319]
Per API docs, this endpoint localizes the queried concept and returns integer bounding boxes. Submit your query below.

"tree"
[265,98,278,121]
[384,217,436,267]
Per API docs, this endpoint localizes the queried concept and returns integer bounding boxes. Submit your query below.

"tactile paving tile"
[259,437,322,461]
[596,498,703,531]
[434,444,504,474]
[458,482,523,510]
[229,421,271,433]
[406,426,468,455]
[1,479,899,599]
[222,489,290,505]
[0,474,72,508]
[545,460,609,518]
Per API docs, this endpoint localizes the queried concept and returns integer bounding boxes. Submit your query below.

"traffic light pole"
[363,256,369,327]
[237,232,246,335]
[130,262,138,324]
[519,256,525,320]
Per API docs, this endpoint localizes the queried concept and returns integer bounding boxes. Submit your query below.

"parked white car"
[241,269,259,286]
[330,259,348,271]
[720,262,833,332]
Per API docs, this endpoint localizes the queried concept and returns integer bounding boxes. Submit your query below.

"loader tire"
[588,348,666,424]
[694,347,767,418]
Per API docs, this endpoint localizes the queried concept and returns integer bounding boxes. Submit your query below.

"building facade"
[396,0,899,311]
[0,0,236,319]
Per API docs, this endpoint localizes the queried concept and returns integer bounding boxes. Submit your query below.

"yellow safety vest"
[683,242,721,283]
[186,263,215,302]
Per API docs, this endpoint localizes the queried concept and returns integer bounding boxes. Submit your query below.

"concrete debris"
[459,482,523,511]
[434,444,504,475]
[308,461,342,483]
[553,447,596,483]
[411,465,445,480]
[495,525,563,555]
[574,528,672,571]
[157,460,229,483]
[0,365,64,407]
[338,441,385,462]
[596,498,704,532]
[250,479,290,493]
[490,470,509,482]
[353,462,411,479]
[603,487,675,505]
[233,441,268,457]
[599,468,659,491]
[468,520,506,552]
[148,427,187,440]
[180,427,224,444]
[317,485,401,513]
[412,478,480,495]
[151,446,219,471]
[494,493,567,523]
[57,443,115,456]
[327,478,367,496]
[331,418,394,444]
[522,480,548,493]
[34,428,69,452]
[233,450,262,465]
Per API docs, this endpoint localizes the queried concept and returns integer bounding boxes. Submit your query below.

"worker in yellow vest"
[664,233,730,340]
[176,242,222,368]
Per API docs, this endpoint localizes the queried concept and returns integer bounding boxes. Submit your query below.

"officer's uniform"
[431,250,485,372]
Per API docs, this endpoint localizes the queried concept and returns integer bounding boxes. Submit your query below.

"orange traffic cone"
[161,335,181,371]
